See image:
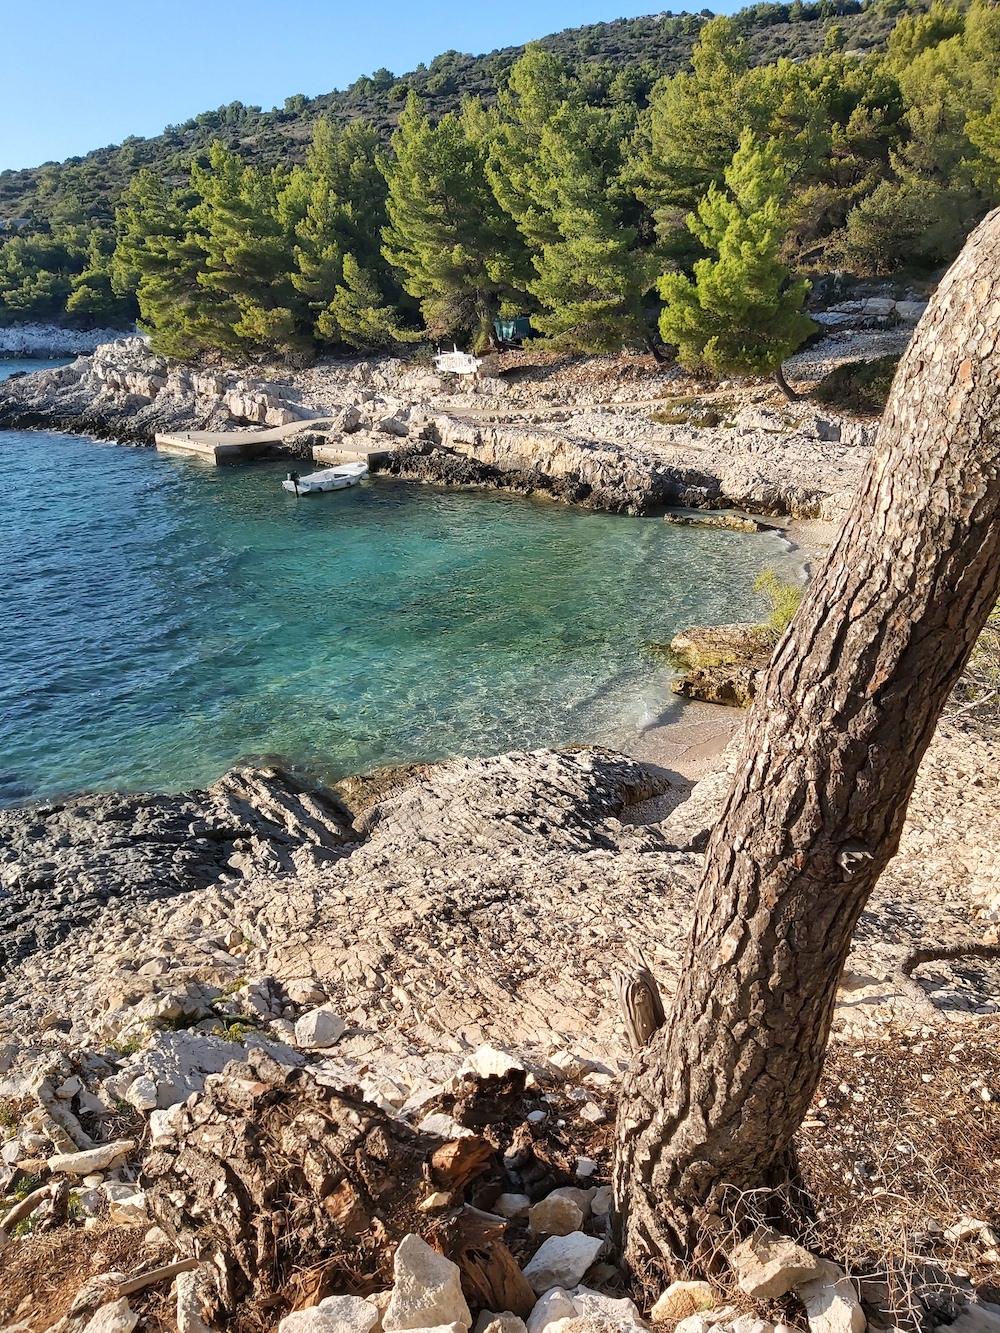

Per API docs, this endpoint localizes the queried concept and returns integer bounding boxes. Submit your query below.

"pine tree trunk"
[614,207,1000,1290]
[773,363,799,400]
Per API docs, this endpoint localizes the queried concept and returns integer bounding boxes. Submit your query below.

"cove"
[0,425,796,804]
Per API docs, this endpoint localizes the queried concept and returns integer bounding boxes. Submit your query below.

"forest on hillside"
[2,0,999,375]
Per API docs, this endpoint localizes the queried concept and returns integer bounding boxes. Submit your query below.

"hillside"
[0,0,906,227]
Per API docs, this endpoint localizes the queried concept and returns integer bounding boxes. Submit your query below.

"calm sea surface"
[0,358,796,803]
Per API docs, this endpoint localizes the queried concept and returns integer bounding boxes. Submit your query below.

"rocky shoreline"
[0,322,134,359]
[0,337,882,519]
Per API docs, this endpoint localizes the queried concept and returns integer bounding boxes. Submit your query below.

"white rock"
[650,1282,715,1324]
[107,1190,147,1225]
[548,1188,593,1221]
[383,1234,472,1332]
[521,1233,603,1295]
[465,1046,525,1080]
[796,1261,865,1333]
[675,1318,713,1333]
[473,1315,528,1333]
[494,1193,531,1219]
[575,1159,598,1179]
[529,1196,584,1237]
[279,1295,381,1333]
[526,1289,576,1333]
[148,1107,180,1148]
[589,1188,613,1218]
[55,1075,83,1098]
[731,1319,773,1333]
[731,1227,823,1299]
[418,1112,475,1140]
[578,1104,605,1124]
[176,1269,214,1333]
[125,1074,159,1112]
[83,1300,138,1333]
[48,1139,136,1176]
[377,416,409,437]
[569,1285,645,1329]
[295,1006,346,1049]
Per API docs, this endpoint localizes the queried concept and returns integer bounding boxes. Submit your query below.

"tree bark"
[773,362,799,400]
[614,206,1000,1291]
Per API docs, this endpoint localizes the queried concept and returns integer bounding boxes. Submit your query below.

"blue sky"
[2,0,738,173]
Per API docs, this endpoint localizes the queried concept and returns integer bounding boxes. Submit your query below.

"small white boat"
[283,461,368,495]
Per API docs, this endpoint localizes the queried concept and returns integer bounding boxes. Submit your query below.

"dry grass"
[0,1224,158,1331]
[796,1026,1000,1324]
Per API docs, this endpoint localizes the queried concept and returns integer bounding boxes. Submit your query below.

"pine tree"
[489,49,652,352]
[657,131,815,397]
[113,169,217,358]
[381,92,530,348]
[192,144,310,359]
[291,118,408,347]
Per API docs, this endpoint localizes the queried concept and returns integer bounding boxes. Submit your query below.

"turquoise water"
[1,368,795,803]
[0,357,73,377]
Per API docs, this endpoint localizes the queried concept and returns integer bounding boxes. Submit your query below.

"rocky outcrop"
[0,763,356,974]
[1,338,877,519]
[651,623,777,707]
[0,322,134,358]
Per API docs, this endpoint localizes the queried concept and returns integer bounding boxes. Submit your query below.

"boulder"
[82,1301,138,1333]
[383,1234,472,1332]
[730,1227,824,1299]
[796,1261,865,1333]
[529,1195,585,1237]
[526,1290,576,1333]
[295,1006,346,1050]
[378,417,410,437]
[279,1295,381,1333]
[936,1308,1000,1333]
[650,1281,715,1323]
[521,1233,603,1295]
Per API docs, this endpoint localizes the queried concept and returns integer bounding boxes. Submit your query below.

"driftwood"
[614,950,667,1053]
[431,1206,536,1318]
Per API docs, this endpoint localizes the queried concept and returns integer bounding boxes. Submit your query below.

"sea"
[0,358,797,805]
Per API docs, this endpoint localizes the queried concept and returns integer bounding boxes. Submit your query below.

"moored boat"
[283,461,368,495]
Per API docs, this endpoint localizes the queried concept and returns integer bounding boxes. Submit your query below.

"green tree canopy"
[657,130,815,392]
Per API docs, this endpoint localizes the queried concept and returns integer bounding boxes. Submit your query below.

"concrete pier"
[154,418,335,464]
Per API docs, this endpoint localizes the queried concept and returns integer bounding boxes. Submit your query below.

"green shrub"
[811,355,900,414]
[753,567,803,632]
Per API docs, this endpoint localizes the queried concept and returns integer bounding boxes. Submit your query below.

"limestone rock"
[279,1295,381,1333]
[473,1315,528,1333]
[650,1281,715,1323]
[548,1187,593,1220]
[589,1188,613,1218]
[494,1193,532,1219]
[82,1300,138,1333]
[295,1006,346,1049]
[176,1269,215,1333]
[521,1233,603,1295]
[48,1139,135,1176]
[569,1285,646,1329]
[796,1261,865,1333]
[936,1308,1000,1333]
[383,1233,472,1332]
[730,1227,824,1299]
[526,1291,576,1333]
[529,1195,585,1237]
[674,1318,713,1333]
[465,1045,525,1079]
[378,416,409,437]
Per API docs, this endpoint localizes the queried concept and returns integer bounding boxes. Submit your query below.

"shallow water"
[1,369,796,803]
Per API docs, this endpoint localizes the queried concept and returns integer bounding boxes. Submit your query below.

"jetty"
[154,419,391,468]
[154,418,336,464]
